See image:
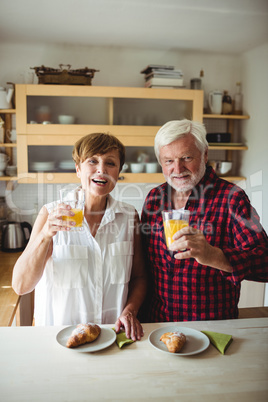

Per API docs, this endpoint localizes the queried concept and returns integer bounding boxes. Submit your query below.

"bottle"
[234,82,243,115]
[222,91,232,115]
[199,69,207,112]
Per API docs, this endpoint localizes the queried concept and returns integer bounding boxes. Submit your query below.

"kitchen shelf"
[12,172,245,184]
[203,114,250,120]
[0,143,17,147]
[0,176,18,181]
[0,108,16,174]
[208,144,248,151]
[0,109,16,114]
[14,84,249,184]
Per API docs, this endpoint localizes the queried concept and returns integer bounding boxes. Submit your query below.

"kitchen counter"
[0,250,34,326]
[0,318,267,401]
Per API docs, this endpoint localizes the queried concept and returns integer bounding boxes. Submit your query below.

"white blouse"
[34,195,136,326]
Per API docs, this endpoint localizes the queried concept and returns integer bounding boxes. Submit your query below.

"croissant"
[160,331,186,353]
[66,323,101,348]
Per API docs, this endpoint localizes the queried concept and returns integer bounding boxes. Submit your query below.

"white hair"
[154,120,208,163]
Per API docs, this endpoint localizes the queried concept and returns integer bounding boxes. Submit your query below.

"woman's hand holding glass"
[115,311,144,341]
[44,203,76,237]
[59,187,85,230]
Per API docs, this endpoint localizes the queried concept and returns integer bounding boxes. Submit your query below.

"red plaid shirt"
[141,167,268,322]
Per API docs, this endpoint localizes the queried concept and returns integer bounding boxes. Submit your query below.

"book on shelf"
[147,85,185,89]
[145,71,183,80]
[140,64,175,74]
[144,76,184,88]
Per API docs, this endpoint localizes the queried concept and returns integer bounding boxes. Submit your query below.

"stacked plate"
[30,161,55,172]
[58,160,75,171]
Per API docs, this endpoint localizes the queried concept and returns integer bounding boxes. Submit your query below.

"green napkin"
[202,331,233,354]
[113,329,134,349]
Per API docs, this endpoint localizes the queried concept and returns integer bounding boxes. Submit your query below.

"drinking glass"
[60,187,85,230]
[162,209,190,248]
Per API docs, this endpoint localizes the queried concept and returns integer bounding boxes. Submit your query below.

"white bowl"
[130,163,144,173]
[58,115,75,124]
[145,162,159,173]
[6,165,17,176]
[216,161,232,175]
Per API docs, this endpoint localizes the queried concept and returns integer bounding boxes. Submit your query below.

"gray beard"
[165,161,206,194]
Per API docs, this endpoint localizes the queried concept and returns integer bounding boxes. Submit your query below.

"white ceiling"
[1,0,268,54]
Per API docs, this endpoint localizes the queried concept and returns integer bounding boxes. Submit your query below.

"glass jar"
[234,82,243,115]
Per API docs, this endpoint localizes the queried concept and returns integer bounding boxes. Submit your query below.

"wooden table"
[0,318,267,401]
[0,251,21,326]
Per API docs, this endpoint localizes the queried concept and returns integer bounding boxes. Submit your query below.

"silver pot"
[2,221,32,252]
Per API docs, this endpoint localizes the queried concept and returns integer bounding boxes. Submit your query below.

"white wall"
[241,42,268,232]
[0,43,241,93]
[240,42,268,306]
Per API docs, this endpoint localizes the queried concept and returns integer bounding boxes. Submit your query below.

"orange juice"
[62,208,83,227]
[163,219,189,248]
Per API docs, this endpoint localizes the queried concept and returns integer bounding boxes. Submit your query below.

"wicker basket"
[31,64,99,85]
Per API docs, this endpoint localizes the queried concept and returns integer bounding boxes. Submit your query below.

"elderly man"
[141,119,268,322]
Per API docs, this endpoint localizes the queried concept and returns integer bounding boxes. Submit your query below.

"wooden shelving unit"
[0,108,17,181]
[7,85,250,184]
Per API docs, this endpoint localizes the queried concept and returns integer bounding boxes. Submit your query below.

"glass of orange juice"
[60,187,85,231]
[162,209,190,249]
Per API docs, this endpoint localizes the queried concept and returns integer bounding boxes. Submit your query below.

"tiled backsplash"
[1,182,158,226]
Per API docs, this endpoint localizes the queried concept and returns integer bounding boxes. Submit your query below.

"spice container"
[222,91,232,114]
[190,78,201,89]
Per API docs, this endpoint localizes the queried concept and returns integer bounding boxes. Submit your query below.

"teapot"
[0,86,14,109]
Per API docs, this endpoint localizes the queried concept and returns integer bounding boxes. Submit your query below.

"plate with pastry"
[148,326,210,356]
[56,323,116,352]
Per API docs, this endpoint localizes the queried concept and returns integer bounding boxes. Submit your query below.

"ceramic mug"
[216,161,232,175]
[0,153,9,162]
[208,90,223,114]
[130,163,144,173]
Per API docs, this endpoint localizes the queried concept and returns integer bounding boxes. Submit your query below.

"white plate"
[148,326,210,356]
[30,161,55,171]
[56,325,116,352]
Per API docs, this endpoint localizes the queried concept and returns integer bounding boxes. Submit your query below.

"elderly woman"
[12,133,146,340]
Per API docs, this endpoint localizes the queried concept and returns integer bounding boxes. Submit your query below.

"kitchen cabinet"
[15,84,249,184]
[0,109,17,181]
